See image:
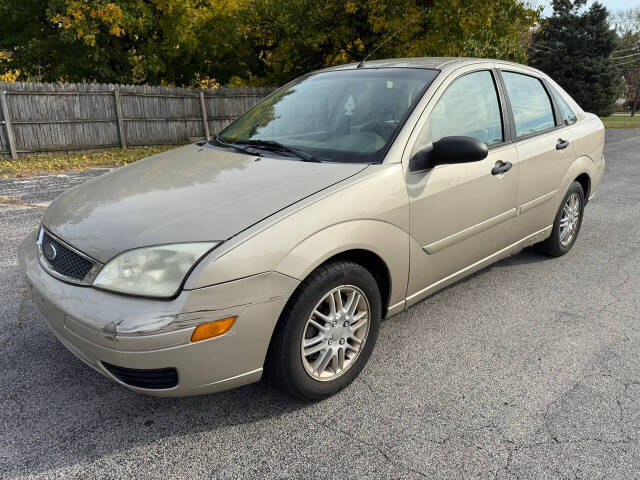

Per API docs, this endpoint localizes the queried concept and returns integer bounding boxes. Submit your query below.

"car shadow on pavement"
[492,245,557,267]
[386,246,554,315]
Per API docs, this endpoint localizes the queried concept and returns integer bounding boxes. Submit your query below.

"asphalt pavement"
[0,130,639,479]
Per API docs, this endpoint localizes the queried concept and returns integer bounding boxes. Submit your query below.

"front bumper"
[18,228,299,397]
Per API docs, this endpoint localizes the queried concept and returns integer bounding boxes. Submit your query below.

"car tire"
[537,181,585,257]
[266,260,381,401]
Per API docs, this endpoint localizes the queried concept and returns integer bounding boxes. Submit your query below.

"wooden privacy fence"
[0,82,278,158]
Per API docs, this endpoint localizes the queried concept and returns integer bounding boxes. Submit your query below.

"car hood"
[42,144,367,262]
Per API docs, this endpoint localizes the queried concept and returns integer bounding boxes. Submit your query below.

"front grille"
[103,362,179,390]
[40,231,95,281]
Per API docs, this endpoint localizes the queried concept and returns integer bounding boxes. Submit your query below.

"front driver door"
[404,67,519,306]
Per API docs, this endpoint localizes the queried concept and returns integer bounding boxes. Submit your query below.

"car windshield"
[218,68,439,163]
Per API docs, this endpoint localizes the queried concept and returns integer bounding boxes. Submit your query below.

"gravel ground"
[0,130,639,479]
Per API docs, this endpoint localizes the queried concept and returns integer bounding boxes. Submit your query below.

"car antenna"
[356,4,431,68]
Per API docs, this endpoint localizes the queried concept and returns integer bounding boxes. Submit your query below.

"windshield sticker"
[344,95,356,116]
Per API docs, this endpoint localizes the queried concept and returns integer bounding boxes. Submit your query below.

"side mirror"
[409,136,489,172]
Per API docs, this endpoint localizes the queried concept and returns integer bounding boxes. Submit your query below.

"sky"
[537,0,640,16]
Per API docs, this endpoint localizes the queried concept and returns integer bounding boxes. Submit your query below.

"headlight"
[93,243,218,298]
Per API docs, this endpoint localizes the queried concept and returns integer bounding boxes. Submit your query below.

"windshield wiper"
[235,139,321,162]
[213,135,262,157]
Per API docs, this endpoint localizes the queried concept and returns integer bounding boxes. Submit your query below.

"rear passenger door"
[498,70,576,242]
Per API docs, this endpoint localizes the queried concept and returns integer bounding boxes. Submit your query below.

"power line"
[522,45,638,71]
[525,37,568,50]
[614,58,640,67]
[524,40,565,55]
[525,45,555,56]
[612,46,639,54]
[612,41,640,55]
[611,52,640,60]
[529,42,559,52]
[523,41,639,63]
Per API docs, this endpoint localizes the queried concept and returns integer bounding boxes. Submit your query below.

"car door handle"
[491,161,512,175]
[556,139,570,150]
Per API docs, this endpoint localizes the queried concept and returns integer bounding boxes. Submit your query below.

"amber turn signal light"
[190,316,236,342]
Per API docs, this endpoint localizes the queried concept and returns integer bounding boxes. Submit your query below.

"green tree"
[240,0,539,85]
[0,0,250,85]
[529,0,621,116]
[0,0,538,87]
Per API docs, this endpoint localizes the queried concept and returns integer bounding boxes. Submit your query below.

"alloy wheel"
[301,285,370,381]
[559,192,581,246]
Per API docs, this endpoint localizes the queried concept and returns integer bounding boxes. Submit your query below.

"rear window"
[502,71,555,137]
[549,85,577,125]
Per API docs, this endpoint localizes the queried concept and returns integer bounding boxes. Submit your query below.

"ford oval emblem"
[44,243,57,261]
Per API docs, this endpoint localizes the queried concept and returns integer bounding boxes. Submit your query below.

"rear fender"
[553,155,597,212]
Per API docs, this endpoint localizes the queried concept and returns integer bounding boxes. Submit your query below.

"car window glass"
[549,85,577,125]
[411,71,503,157]
[219,68,439,163]
[502,71,555,136]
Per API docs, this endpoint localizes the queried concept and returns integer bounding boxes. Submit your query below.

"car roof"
[320,57,538,74]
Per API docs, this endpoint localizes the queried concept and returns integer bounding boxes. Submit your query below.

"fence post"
[0,91,17,159]
[113,89,126,149]
[199,91,211,140]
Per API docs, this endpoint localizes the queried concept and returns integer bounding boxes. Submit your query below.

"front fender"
[274,220,410,314]
[184,164,410,313]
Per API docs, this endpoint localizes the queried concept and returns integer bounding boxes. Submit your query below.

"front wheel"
[266,261,381,400]
[537,181,585,257]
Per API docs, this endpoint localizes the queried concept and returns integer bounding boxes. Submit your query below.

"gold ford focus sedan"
[19,57,605,400]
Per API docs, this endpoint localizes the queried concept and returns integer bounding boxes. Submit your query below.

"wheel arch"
[575,172,591,203]
[555,156,595,212]
[319,249,392,317]
[274,220,409,318]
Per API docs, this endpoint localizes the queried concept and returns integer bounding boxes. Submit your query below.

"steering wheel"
[360,119,399,141]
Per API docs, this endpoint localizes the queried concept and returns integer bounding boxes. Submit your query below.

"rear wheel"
[267,261,381,400]
[537,181,585,257]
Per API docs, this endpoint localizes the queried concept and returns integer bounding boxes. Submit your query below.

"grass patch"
[600,115,640,129]
[0,145,177,178]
